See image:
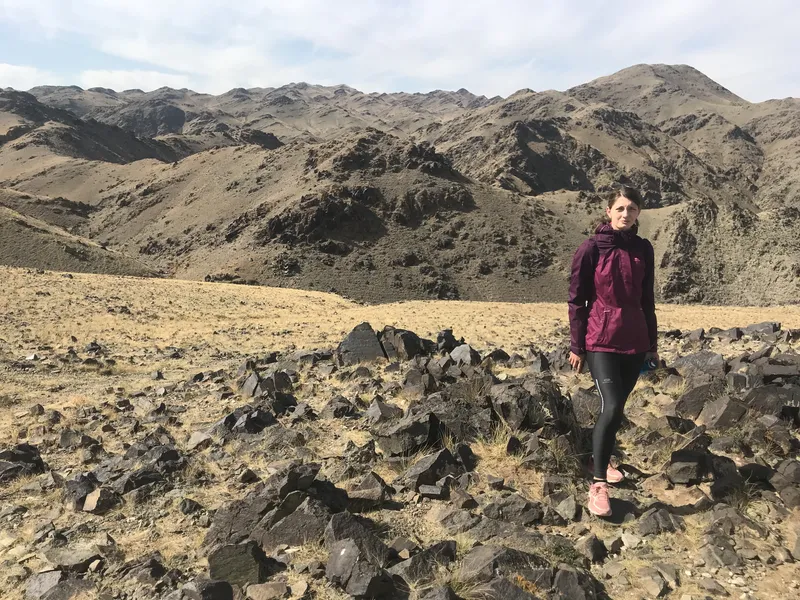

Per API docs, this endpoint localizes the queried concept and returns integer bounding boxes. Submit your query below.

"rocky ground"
[1,267,800,600]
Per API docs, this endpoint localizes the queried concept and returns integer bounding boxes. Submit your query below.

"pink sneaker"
[588,482,612,517]
[588,459,625,484]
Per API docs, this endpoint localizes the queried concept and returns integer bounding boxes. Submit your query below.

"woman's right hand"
[568,351,585,373]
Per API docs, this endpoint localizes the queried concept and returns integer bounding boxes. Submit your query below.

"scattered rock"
[208,540,284,588]
[388,540,456,585]
[576,533,607,563]
[25,570,65,600]
[326,538,394,597]
[188,431,213,451]
[336,322,387,365]
[638,566,669,597]
[82,488,119,514]
[0,443,46,483]
[182,579,234,600]
[246,582,289,600]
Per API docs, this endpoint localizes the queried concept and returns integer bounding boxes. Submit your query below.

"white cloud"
[78,69,192,91]
[0,0,799,99]
[0,63,61,90]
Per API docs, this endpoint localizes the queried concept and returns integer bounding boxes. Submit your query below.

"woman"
[567,185,658,517]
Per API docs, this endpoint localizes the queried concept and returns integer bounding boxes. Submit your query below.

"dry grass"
[3,267,799,365]
[110,492,207,564]
[290,540,329,565]
[410,558,547,600]
[471,422,545,501]
[410,563,492,600]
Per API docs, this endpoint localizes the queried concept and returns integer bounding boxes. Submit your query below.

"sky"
[1,0,798,102]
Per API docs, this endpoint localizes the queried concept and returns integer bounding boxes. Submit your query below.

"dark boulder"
[459,545,552,589]
[182,579,234,600]
[326,538,395,598]
[450,344,482,366]
[436,329,461,353]
[675,383,723,420]
[364,398,403,425]
[697,396,747,429]
[0,443,46,484]
[388,540,457,586]
[255,496,333,551]
[671,351,727,384]
[207,540,284,588]
[372,412,442,457]
[25,570,65,600]
[336,323,387,365]
[743,322,781,336]
[403,449,463,491]
[482,493,544,526]
[324,512,390,567]
[320,395,359,419]
[379,326,433,361]
[667,450,708,484]
[204,462,320,547]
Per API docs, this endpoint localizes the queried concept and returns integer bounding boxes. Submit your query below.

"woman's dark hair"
[606,185,643,210]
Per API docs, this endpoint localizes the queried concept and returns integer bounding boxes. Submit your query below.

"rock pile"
[1,320,799,598]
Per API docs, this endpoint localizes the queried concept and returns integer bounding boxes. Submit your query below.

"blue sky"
[1,0,798,101]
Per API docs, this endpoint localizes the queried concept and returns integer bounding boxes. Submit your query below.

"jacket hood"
[594,222,639,252]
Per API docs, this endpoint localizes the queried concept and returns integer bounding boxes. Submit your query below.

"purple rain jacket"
[568,223,657,355]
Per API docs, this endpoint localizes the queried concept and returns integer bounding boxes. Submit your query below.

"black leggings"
[586,351,646,479]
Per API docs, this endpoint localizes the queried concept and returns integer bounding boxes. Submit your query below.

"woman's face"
[606,196,640,231]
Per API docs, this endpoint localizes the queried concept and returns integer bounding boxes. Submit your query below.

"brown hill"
[568,63,749,123]
[3,64,800,305]
[0,127,568,302]
[568,63,800,210]
[0,90,179,164]
[0,201,155,277]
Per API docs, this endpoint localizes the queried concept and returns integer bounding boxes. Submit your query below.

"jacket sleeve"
[568,239,596,355]
[641,240,658,352]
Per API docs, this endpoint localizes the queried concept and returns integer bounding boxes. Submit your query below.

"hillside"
[0,203,155,277]
[0,64,799,305]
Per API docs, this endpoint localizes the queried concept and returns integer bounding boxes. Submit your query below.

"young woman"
[567,185,658,517]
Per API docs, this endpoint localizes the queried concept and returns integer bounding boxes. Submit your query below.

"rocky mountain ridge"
[1,63,799,305]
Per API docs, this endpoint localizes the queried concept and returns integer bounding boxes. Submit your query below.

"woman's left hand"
[646,351,660,366]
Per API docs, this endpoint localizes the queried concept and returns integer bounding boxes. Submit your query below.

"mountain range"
[1,63,798,305]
